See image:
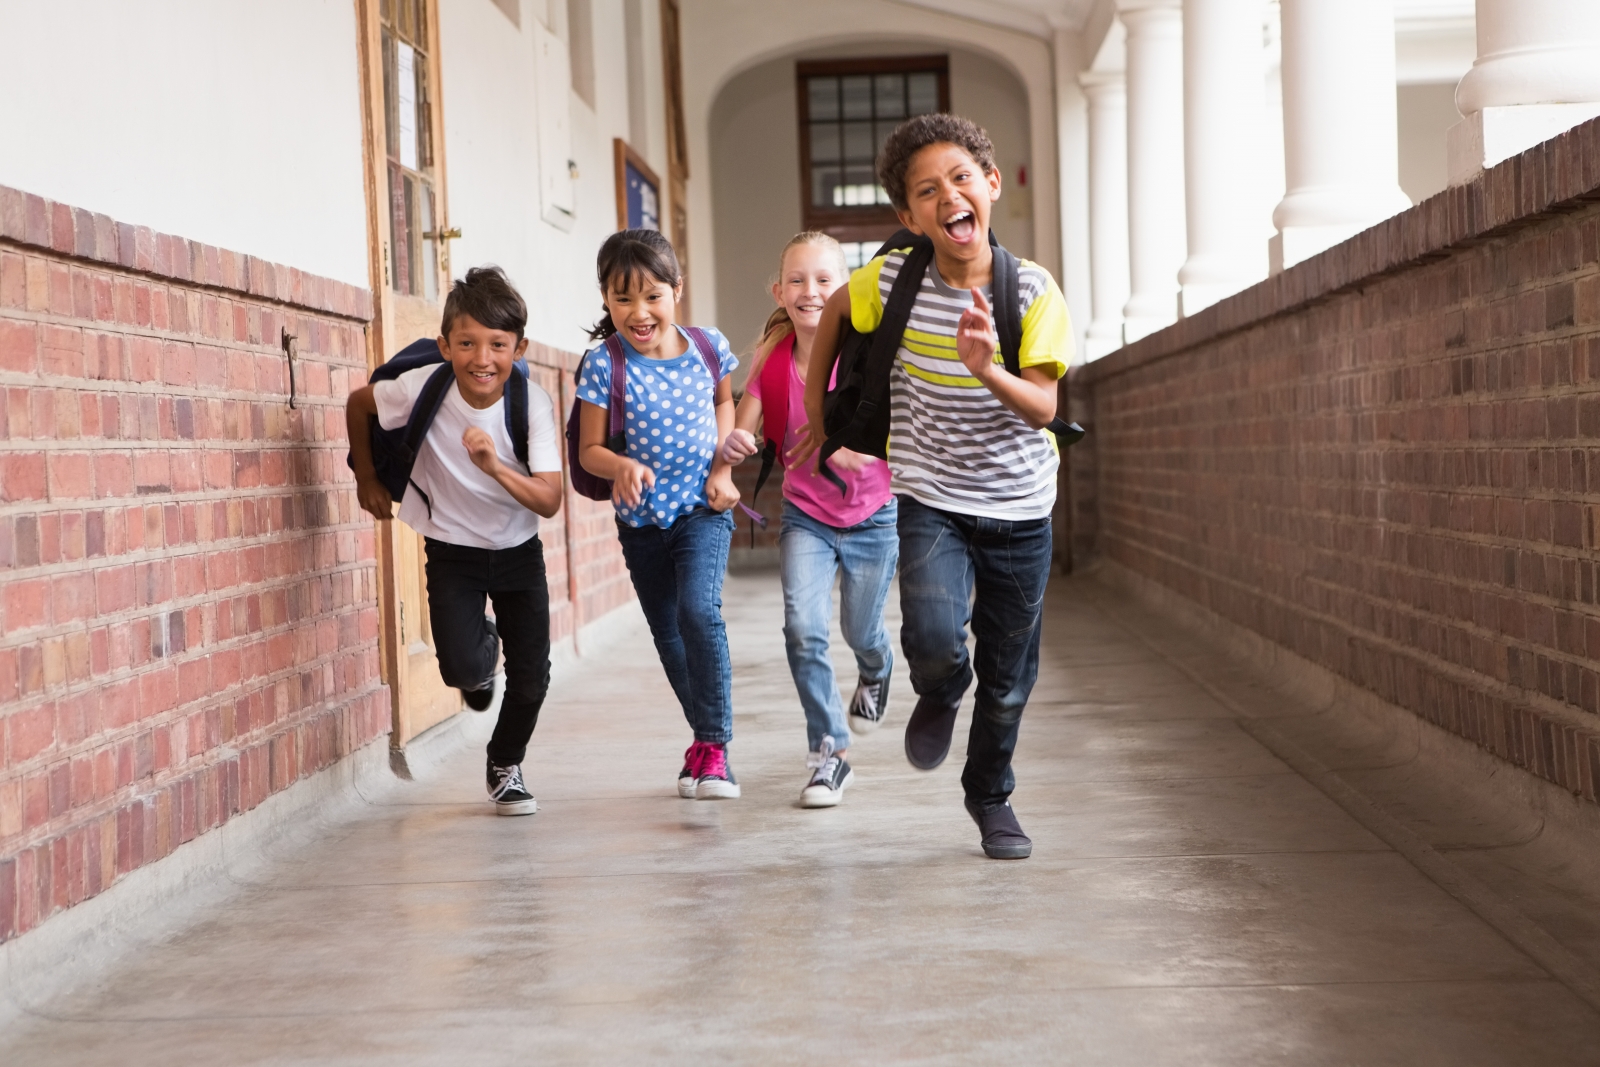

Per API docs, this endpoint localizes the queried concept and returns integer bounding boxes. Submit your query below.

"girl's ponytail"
[589,228,684,342]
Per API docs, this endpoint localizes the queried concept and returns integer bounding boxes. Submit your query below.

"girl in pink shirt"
[721,233,897,807]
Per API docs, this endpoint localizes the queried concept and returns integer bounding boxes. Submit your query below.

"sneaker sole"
[696,778,741,800]
[494,798,537,816]
[981,839,1032,859]
[848,713,882,736]
[677,777,697,799]
[801,768,854,808]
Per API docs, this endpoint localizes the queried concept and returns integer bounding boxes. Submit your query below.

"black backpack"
[818,229,1084,490]
[347,337,530,515]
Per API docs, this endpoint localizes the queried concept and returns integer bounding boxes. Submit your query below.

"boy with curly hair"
[793,113,1073,859]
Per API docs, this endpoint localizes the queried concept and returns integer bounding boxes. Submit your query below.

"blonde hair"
[749,232,849,374]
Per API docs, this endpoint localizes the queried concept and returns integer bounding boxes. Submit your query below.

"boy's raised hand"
[611,458,656,509]
[462,426,502,476]
[956,287,1000,382]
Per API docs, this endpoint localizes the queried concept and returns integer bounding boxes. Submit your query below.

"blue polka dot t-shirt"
[576,326,738,529]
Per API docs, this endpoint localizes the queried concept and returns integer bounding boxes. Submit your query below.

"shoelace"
[806,736,837,785]
[490,764,526,801]
[700,743,729,780]
[682,740,706,779]
[850,681,879,720]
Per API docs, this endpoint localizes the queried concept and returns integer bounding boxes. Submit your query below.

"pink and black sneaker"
[677,741,705,798]
[695,742,740,800]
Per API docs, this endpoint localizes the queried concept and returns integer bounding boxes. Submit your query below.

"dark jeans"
[423,535,551,766]
[615,507,735,744]
[896,495,1053,811]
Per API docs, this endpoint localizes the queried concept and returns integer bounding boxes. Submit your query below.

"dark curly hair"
[588,228,684,340]
[441,265,527,341]
[876,113,997,211]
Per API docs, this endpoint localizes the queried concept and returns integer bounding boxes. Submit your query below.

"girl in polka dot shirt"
[575,229,744,800]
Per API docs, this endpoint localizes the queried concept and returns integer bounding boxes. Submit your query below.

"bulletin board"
[613,138,661,231]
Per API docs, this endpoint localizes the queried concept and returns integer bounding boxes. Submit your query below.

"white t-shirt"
[372,365,562,550]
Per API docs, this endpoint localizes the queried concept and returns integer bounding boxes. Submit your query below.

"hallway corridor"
[5,573,1600,1064]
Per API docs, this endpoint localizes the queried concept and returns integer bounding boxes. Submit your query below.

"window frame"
[796,55,950,241]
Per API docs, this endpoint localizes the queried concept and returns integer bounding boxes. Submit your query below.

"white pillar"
[1179,0,1269,315]
[1081,71,1130,360]
[1119,0,1186,343]
[1448,0,1600,185]
[1271,0,1410,272]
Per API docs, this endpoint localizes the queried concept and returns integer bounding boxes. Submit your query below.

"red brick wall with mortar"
[0,185,635,943]
[1069,118,1600,806]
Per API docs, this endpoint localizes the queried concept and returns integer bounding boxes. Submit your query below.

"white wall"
[707,44,1039,368]
[0,0,369,287]
[680,0,1061,332]
[1398,82,1461,205]
[439,0,667,355]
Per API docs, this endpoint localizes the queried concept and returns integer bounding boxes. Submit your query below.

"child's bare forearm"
[709,395,737,478]
[976,366,1058,429]
[345,387,379,477]
[490,468,564,518]
[733,391,763,436]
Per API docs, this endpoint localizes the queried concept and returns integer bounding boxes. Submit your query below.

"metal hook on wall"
[281,327,298,409]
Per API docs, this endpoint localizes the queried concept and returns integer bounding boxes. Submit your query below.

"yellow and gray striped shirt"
[848,249,1073,521]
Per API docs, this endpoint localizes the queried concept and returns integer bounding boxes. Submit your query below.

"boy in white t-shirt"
[346,267,564,815]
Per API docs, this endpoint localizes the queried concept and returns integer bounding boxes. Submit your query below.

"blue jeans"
[616,507,736,744]
[779,498,899,752]
[896,495,1053,810]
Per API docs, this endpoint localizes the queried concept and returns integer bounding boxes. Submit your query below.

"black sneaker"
[848,672,891,735]
[462,671,502,713]
[801,743,853,808]
[904,694,960,770]
[486,760,537,816]
[966,799,1032,859]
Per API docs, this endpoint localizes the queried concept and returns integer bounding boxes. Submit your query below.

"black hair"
[588,228,683,340]
[876,113,997,211]
[440,265,527,341]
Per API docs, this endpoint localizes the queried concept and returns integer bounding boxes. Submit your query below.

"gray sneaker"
[801,737,854,808]
[486,760,537,816]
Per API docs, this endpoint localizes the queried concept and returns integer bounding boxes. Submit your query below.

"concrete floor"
[5,572,1600,1065]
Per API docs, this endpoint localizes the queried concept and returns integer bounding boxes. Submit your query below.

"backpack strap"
[682,326,724,382]
[503,361,530,471]
[602,334,628,452]
[750,336,794,509]
[398,361,457,518]
[817,236,934,489]
[991,237,1023,377]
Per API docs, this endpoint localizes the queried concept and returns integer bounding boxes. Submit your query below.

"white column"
[1179,0,1269,315]
[1119,0,1186,343]
[1081,71,1130,360]
[1271,0,1410,272]
[1448,0,1600,185]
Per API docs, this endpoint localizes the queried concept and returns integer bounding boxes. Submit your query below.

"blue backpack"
[348,337,530,515]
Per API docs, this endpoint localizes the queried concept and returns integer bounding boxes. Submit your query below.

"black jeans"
[896,496,1053,811]
[423,535,551,766]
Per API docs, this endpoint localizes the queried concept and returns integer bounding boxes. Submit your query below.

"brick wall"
[1070,118,1600,805]
[0,186,636,943]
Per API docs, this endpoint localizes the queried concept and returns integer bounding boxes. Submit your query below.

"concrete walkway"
[5,573,1600,1065]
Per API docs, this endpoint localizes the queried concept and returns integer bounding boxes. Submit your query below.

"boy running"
[346,267,564,816]
[793,114,1072,859]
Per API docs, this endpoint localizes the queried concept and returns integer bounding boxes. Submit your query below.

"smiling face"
[439,314,528,410]
[603,270,683,357]
[896,141,1002,266]
[772,241,847,336]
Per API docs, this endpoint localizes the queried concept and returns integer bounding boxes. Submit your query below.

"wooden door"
[356,0,463,754]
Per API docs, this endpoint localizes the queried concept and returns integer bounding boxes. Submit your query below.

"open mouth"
[942,210,976,243]
[469,370,498,385]
[794,303,824,315]
[629,323,658,345]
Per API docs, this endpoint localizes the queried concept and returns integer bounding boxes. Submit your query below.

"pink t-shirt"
[747,335,892,529]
